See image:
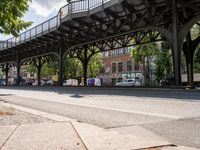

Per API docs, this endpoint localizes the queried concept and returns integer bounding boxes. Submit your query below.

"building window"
[118,62,123,73]
[123,48,126,54]
[104,51,108,57]
[134,64,140,71]
[127,61,132,72]
[123,48,128,54]
[112,50,116,57]
[112,63,116,73]
[109,51,111,57]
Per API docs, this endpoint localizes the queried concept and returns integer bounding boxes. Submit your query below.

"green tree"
[0,67,3,78]
[131,43,159,85]
[64,52,103,79]
[155,42,172,82]
[42,61,58,79]
[64,58,83,79]
[0,0,32,36]
[191,22,200,41]
[25,64,37,74]
[194,46,200,73]
[88,53,103,78]
[191,22,200,73]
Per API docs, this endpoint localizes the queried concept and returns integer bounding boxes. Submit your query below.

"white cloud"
[30,0,66,17]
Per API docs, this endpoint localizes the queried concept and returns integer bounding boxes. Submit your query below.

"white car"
[32,80,45,86]
[63,79,78,86]
[116,79,141,86]
[46,80,54,86]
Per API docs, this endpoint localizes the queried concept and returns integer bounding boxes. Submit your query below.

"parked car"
[116,79,141,87]
[19,77,28,86]
[26,79,35,86]
[160,75,174,86]
[0,79,6,86]
[63,79,78,86]
[11,77,26,86]
[46,80,54,86]
[87,78,101,86]
[32,80,46,86]
[19,80,27,86]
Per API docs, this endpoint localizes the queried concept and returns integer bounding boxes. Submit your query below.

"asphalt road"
[0,86,200,148]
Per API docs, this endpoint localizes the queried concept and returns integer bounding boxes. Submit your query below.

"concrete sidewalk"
[0,103,199,150]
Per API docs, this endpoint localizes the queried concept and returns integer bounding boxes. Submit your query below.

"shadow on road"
[70,94,84,98]
[0,94,13,96]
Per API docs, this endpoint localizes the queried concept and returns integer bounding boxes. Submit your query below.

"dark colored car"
[26,79,35,86]
[160,75,174,86]
[0,79,6,85]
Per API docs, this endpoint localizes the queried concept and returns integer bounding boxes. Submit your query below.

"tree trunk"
[146,56,150,86]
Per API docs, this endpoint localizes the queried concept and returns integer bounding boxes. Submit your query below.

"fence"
[0,0,110,50]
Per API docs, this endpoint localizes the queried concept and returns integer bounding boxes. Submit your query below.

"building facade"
[99,47,144,86]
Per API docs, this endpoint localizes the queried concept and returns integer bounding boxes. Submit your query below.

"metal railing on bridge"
[0,0,110,50]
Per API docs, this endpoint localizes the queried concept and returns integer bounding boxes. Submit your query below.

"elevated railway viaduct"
[0,0,200,86]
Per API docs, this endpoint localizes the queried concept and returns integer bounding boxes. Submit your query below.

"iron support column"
[16,55,21,86]
[5,63,9,85]
[185,32,194,86]
[83,47,88,86]
[58,39,64,86]
[37,58,42,86]
[172,0,181,86]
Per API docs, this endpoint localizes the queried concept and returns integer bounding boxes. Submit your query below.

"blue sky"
[0,0,66,41]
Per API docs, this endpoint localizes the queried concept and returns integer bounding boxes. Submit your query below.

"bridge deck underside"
[0,0,199,62]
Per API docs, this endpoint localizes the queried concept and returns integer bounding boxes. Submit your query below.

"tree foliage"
[194,46,200,73]
[42,61,58,79]
[131,41,172,85]
[190,22,200,74]
[64,58,83,79]
[131,43,160,85]
[155,43,172,82]
[65,52,103,79]
[0,0,32,36]
[24,64,37,74]
[23,51,103,81]
[88,53,103,78]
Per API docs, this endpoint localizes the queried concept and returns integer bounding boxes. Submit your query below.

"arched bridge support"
[83,46,88,87]
[15,55,22,86]
[151,0,200,86]
[22,53,60,86]
[5,63,9,86]
[171,0,181,86]
[177,10,200,86]
[37,58,42,86]
[23,57,44,86]
[58,39,65,87]
[66,45,101,87]
[32,57,44,86]
[0,63,10,85]
[182,32,200,86]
